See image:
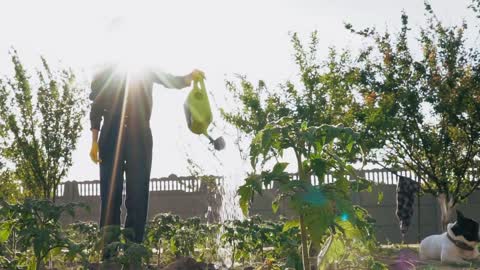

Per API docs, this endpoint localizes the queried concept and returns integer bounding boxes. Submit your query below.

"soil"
[86,257,216,270]
[161,257,216,270]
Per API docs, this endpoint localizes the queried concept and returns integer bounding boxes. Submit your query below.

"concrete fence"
[56,175,222,226]
[56,169,480,244]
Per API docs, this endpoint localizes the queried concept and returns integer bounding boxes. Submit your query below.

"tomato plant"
[145,213,180,266]
[67,221,102,263]
[145,213,220,266]
[221,215,302,269]
[101,225,152,268]
[222,30,386,269]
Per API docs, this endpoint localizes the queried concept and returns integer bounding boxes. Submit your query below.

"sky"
[0,0,478,182]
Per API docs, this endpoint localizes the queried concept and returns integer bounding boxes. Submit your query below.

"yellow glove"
[90,141,101,164]
[185,69,206,86]
[191,69,205,80]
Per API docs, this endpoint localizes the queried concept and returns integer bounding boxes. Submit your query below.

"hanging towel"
[396,176,420,236]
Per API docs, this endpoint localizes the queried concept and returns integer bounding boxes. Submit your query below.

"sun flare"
[100,16,158,72]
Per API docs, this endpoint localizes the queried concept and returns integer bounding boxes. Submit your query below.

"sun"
[100,16,157,72]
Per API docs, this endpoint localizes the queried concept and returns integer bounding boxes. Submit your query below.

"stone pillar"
[63,181,79,202]
[59,181,80,225]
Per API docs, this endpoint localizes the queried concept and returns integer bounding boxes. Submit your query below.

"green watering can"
[184,78,225,150]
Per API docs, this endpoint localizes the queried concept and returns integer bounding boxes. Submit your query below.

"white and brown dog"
[419,210,480,265]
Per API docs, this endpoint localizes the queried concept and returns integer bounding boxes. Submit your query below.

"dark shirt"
[89,64,189,131]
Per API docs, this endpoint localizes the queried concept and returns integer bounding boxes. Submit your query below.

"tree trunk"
[438,193,456,232]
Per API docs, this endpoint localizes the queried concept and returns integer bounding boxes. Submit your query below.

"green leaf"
[27,257,37,270]
[0,221,13,243]
[283,219,300,232]
[249,144,260,168]
[318,235,345,268]
[238,185,253,217]
[334,177,350,194]
[272,162,288,175]
[263,163,290,186]
[272,197,280,214]
[377,191,384,205]
[262,128,273,149]
[300,121,308,131]
[50,246,62,257]
[304,209,333,244]
[346,139,354,152]
[170,237,177,254]
[336,219,361,239]
[311,157,327,181]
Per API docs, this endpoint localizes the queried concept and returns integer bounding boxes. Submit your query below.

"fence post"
[351,170,366,205]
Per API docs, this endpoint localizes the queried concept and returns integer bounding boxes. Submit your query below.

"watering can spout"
[206,134,225,151]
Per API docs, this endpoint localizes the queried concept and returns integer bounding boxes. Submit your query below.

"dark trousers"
[98,120,153,244]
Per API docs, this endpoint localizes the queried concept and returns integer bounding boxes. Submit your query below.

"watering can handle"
[193,77,206,92]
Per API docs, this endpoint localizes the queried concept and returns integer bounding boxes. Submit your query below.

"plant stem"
[13,231,16,256]
[36,257,42,270]
[296,149,311,270]
[157,240,161,266]
[231,244,236,269]
[300,214,311,270]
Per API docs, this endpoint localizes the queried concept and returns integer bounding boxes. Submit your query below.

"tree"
[348,4,480,230]
[470,0,480,18]
[0,50,86,201]
[0,161,21,203]
[222,33,382,270]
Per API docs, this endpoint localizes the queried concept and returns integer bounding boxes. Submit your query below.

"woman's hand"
[90,141,101,164]
[184,69,205,86]
[90,129,101,164]
[191,69,205,80]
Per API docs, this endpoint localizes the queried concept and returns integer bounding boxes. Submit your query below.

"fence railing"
[261,168,421,190]
[57,174,223,198]
[56,168,477,198]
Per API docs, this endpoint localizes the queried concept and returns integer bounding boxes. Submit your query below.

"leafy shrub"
[0,199,88,270]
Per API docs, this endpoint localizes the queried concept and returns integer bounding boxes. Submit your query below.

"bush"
[0,199,88,270]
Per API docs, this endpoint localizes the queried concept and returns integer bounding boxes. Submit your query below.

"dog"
[419,210,480,265]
